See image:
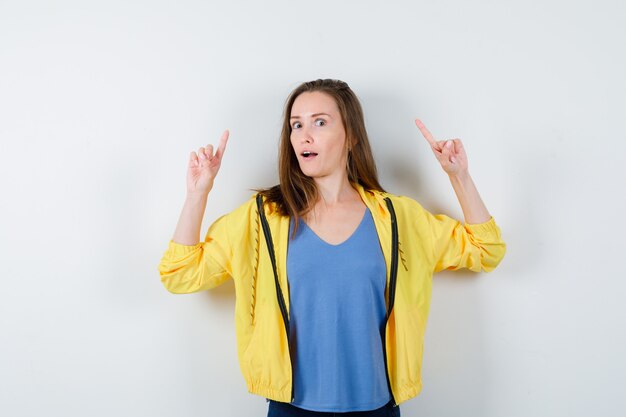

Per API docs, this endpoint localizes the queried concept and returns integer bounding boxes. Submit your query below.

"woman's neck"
[313,173,358,206]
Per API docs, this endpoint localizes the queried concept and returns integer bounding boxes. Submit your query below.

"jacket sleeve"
[424,210,506,273]
[157,213,233,294]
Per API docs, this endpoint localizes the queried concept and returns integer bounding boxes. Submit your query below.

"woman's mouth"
[302,151,318,159]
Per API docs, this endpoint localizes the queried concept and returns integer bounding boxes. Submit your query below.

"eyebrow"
[290,112,332,119]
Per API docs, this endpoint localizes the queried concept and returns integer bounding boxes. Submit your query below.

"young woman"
[158,79,506,417]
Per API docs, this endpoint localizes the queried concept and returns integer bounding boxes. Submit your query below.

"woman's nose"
[299,128,313,143]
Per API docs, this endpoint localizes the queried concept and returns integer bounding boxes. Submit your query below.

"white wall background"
[1,0,625,416]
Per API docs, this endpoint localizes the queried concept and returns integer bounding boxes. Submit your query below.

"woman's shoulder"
[360,186,425,212]
[212,193,259,225]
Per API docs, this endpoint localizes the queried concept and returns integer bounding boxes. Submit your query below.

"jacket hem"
[393,380,423,405]
[246,379,292,403]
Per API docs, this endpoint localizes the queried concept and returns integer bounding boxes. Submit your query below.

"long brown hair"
[257,79,385,236]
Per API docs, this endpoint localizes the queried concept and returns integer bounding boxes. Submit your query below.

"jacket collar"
[354,182,391,221]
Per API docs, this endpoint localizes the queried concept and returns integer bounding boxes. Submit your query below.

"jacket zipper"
[383,197,399,407]
[256,195,295,402]
[256,194,399,406]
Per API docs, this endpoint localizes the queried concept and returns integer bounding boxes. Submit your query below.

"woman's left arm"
[413,118,506,272]
[415,118,490,225]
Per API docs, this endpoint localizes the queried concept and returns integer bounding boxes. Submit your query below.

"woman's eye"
[291,119,325,129]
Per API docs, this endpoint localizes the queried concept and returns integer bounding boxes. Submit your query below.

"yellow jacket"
[157,183,506,406]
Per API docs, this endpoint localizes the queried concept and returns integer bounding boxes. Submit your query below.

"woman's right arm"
[172,129,230,245]
[158,130,232,293]
[172,193,209,246]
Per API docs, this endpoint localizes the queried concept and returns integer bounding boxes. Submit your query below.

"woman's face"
[289,91,348,180]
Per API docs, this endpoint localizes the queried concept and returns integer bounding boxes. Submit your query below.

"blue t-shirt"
[286,206,391,412]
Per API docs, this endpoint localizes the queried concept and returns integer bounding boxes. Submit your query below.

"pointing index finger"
[214,129,229,159]
[415,118,437,148]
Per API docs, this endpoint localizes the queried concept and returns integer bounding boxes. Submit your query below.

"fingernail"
[446,141,452,147]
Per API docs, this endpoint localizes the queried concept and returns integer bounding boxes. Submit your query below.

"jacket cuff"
[166,239,203,257]
[463,216,501,238]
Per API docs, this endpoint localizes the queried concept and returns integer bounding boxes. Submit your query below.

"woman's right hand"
[186,129,229,196]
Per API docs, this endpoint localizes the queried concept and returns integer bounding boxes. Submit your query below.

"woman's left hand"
[414,118,468,176]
